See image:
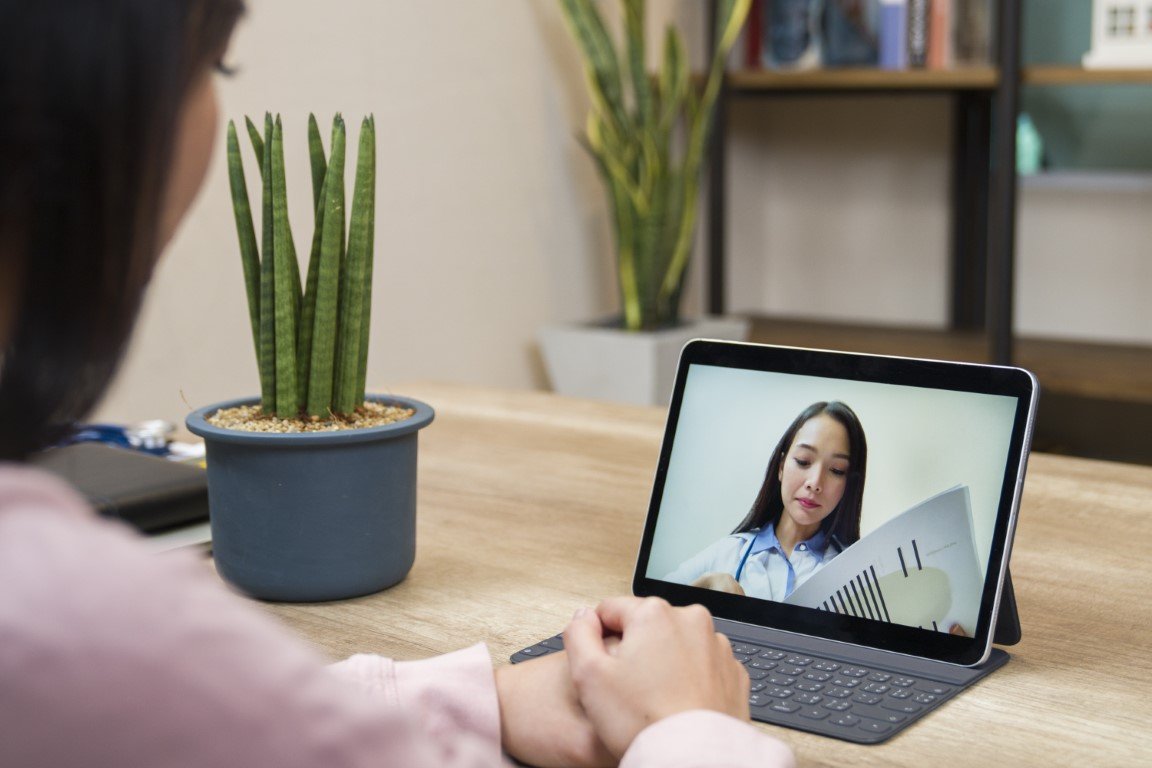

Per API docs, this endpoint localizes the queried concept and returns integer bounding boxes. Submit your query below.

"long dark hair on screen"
[0,0,244,460]
[730,401,867,549]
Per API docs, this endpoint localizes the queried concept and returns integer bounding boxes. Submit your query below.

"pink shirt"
[0,464,795,768]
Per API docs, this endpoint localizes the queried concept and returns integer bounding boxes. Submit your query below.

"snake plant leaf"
[558,0,629,140]
[657,28,687,134]
[245,115,265,179]
[307,113,327,220]
[305,116,346,417]
[258,113,277,407]
[622,0,653,130]
[333,116,375,414]
[270,116,301,417]
[354,115,377,406]
[225,121,261,356]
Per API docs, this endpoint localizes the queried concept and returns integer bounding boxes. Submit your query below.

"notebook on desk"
[513,340,1036,744]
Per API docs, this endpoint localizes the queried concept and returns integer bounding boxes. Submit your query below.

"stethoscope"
[732,530,845,582]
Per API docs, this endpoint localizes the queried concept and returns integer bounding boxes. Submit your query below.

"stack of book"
[737,0,992,72]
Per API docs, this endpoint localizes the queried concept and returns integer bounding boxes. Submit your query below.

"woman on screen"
[665,401,867,602]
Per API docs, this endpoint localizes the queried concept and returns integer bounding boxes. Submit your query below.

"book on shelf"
[740,0,983,76]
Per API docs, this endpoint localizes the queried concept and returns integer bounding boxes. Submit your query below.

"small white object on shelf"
[1083,1,1152,68]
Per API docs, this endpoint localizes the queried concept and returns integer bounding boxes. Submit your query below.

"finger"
[563,607,609,673]
[594,595,667,634]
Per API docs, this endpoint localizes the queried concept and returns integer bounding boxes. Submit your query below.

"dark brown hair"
[731,401,868,548]
[0,0,244,460]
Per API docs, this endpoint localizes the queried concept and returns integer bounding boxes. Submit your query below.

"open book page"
[784,485,983,633]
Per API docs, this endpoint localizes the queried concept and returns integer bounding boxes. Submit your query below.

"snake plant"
[225,113,376,419]
[558,0,749,331]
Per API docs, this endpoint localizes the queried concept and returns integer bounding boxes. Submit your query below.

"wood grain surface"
[247,382,1152,766]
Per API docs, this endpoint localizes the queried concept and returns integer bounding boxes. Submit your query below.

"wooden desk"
[255,383,1152,766]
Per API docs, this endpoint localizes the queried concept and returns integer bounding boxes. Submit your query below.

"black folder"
[31,443,209,534]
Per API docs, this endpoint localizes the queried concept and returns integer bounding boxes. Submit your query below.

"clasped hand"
[495,597,750,767]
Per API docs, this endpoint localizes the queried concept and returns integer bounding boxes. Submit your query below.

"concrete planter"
[538,316,750,407]
[185,395,434,602]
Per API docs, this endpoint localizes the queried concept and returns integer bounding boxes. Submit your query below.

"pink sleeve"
[621,711,796,768]
[328,645,501,749]
[0,465,508,768]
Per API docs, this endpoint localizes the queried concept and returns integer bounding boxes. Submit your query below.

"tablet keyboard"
[511,633,968,744]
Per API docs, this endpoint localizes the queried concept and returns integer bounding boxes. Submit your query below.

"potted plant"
[540,0,751,407]
[186,113,433,603]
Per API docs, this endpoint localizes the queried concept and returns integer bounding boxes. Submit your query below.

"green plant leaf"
[333,117,375,415]
[558,0,629,138]
[258,113,277,409]
[270,116,301,417]
[354,115,377,406]
[307,113,327,220]
[306,116,346,417]
[245,115,265,179]
[226,121,261,358]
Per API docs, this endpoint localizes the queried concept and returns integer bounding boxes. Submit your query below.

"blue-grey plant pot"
[186,395,434,603]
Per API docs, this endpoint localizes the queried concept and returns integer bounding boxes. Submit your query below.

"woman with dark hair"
[666,402,867,601]
[0,2,794,767]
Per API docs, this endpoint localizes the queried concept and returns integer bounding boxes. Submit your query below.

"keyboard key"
[825,687,854,699]
[770,701,801,714]
[881,700,924,714]
[749,659,778,670]
[862,682,890,694]
[813,660,841,672]
[750,681,766,693]
[868,672,891,682]
[823,700,851,712]
[793,692,823,705]
[768,674,796,687]
[732,654,750,664]
[917,683,953,696]
[804,671,832,682]
[832,677,861,688]
[913,693,938,704]
[889,688,913,699]
[541,636,564,650]
[795,681,825,692]
[847,704,911,726]
[891,676,916,687]
[517,646,545,656]
[767,687,794,699]
[746,669,769,681]
[732,643,761,656]
[853,693,882,706]
[840,666,869,678]
[799,707,829,720]
[858,719,893,734]
[776,665,804,676]
[829,714,861,727]
[749,693,770,708]
[759,649,787,661]
[785,655,814,666]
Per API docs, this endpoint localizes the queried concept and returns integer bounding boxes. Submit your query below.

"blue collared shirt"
[743,525,832,597]
[663,524,843,602]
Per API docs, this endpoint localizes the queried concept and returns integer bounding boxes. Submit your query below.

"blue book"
[763,0,821,70]
[879,0,909,70]
[823,0,881,67]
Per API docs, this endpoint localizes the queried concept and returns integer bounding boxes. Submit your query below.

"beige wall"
[95,1,1151,425]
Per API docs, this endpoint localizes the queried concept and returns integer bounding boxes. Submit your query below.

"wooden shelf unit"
[706,0,1022,363]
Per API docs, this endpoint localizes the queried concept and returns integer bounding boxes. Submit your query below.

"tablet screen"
[633,342,1036,665]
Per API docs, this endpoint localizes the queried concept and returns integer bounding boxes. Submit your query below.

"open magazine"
[784,485,983,633]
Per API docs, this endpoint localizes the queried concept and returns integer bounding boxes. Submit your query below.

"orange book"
[928,0,954,69]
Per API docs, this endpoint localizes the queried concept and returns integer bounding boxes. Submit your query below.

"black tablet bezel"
[631,340,1037,667]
